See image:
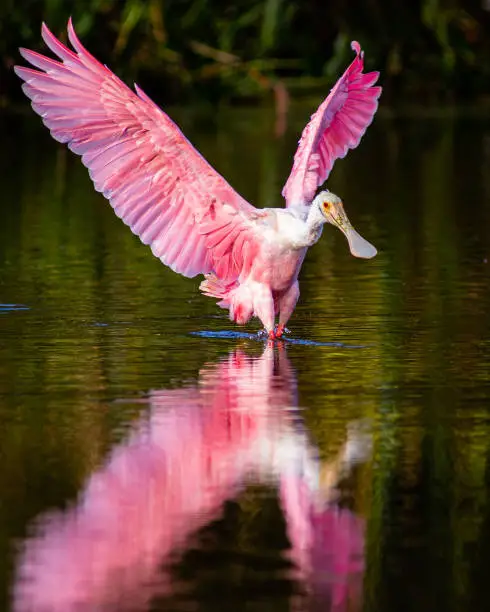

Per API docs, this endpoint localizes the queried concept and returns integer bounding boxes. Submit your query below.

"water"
[1,105,490,611]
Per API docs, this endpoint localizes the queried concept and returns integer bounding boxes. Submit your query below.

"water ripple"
[190,330,366,348]
[0,303,30,313]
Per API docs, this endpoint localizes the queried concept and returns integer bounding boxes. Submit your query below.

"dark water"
[1,104,490,611]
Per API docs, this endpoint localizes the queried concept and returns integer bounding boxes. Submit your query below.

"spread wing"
[282,41,382,209]
[15,19,264,281]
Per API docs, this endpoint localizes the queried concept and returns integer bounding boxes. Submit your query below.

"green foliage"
[1,0,489,105]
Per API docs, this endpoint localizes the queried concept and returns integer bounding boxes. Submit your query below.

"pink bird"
[15,20,381,339]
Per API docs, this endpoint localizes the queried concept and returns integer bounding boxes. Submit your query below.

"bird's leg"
[253,284,275,339]
[276,281,300,338]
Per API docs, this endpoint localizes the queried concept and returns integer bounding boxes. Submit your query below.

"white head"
[313,190,377,259]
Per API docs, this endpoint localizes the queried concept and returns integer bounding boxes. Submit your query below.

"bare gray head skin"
[313,190,377,259]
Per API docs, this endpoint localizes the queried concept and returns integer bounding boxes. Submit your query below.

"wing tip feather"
[13,64,26,80]
[351,41,362,57]
[67,16,82,54]
[40,21,50,41]
[18,47,29,60]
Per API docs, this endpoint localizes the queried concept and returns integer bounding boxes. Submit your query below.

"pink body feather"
[15,22,381,334]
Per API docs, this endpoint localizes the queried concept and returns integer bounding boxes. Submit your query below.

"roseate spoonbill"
[15,20,381,338]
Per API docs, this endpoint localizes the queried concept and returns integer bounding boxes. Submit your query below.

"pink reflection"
[14,343,369,611]
[282,476,365,611]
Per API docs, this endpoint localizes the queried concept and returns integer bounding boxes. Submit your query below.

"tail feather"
[199,274,235,301]
[199,274,253,325]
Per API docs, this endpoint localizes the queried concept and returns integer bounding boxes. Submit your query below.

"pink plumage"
[282,41,382,207]
[15,21,381,337]
[16,19,259,284]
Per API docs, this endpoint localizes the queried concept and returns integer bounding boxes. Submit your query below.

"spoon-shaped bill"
[328,205,377,259]
[343,226,377,259]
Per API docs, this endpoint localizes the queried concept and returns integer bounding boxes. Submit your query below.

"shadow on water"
[13,344,370,612]
[191,330,367,348]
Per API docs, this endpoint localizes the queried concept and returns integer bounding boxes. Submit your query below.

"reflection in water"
[14,344,370,611]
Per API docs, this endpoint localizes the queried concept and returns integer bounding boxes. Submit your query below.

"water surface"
[1,105,490,611]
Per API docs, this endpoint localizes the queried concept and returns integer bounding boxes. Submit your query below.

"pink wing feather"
[282,41,382,208]
[15,20,262,281]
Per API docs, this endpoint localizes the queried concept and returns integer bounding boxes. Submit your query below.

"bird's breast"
[252,244,307,292]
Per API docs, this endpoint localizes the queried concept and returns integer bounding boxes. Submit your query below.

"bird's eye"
[323,202,331,211]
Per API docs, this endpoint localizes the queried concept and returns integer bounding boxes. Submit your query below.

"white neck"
[304,203,326,245]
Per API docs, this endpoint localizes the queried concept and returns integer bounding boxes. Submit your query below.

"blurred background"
[1,0,490,107]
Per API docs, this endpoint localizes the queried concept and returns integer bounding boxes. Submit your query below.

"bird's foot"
[261,325,291,340]
[274,324,290,339]
[257,328,279,340]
